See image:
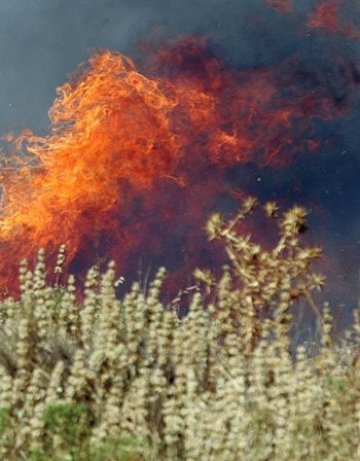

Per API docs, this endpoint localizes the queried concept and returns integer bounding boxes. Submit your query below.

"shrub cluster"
[0,199,358,460]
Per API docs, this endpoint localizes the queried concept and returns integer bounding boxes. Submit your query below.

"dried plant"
[0,200,357,460]
[200,198,325,353]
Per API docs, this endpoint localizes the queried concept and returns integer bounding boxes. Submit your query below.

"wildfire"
[0,38,352,293]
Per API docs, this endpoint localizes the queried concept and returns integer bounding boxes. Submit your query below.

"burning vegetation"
[0,2,359,458]
[0,37,354,295]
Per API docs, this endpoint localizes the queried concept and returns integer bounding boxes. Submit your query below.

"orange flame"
[0,38,347,293]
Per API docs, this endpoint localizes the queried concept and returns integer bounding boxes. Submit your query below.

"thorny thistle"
[203,198,326,350]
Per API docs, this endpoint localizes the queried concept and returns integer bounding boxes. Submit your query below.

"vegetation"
[0,198,358,460]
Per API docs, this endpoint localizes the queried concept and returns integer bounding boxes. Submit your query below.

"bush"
[0,198,358,460]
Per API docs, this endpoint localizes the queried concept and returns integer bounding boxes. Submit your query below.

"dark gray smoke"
[0,0,359,319]
[0,0,335,132]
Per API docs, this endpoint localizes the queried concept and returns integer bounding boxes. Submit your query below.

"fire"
[307,0,360,40]
[0,38,351,293]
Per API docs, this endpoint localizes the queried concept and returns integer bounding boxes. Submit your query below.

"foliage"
[0,198,358,460]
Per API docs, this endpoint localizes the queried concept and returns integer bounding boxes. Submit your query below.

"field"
[0,198,358,460]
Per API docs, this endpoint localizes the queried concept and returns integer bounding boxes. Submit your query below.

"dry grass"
[0,198,358,460]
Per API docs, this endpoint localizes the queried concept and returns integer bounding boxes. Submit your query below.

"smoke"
[307,0,360,40]
[0,0,359,312]
[266,0,293,14]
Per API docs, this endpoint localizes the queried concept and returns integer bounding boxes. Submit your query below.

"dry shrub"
[0,198,358,460]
